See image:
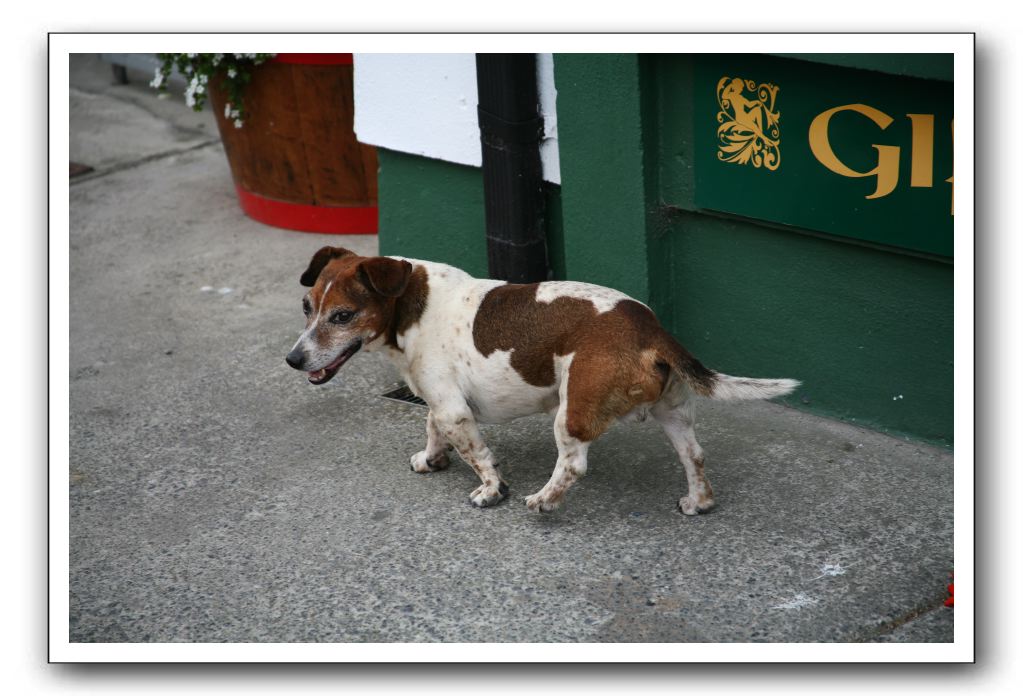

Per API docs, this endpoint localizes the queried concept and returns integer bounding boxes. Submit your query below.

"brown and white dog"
[285,246,799,514]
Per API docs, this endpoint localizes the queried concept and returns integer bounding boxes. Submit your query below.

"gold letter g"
[809,104,900,200]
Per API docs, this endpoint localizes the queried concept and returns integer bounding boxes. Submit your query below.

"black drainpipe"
[475,53,549,283]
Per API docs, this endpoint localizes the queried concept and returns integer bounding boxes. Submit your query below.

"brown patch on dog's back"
[473,284,594,386]
[473,284,717,441]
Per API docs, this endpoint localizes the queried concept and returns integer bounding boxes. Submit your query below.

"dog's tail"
[655,331,799,401]
[701,372,801,401]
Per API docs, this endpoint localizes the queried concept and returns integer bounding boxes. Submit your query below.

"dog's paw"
[524,491,561,513]
[470,481,509,508]
[677,495,715,516]
[410,450,449,473]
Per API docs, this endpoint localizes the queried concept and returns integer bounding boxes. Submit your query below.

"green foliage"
[150,53,275,127]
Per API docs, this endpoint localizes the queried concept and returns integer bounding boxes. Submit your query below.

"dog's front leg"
[410,410,452,473]
[432,406,508,508]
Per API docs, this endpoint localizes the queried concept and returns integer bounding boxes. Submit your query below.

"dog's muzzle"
[286,339,363,385]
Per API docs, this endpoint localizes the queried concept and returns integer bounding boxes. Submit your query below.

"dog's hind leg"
[410,410,452,473]
[524,350,658,513]
[524,401,590,512]
[652,398,715,515]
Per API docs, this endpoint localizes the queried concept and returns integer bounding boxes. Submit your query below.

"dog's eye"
[302,299,311,316]
[330,310,354,325]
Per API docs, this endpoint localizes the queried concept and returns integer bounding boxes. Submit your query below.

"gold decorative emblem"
[716,77,781,170]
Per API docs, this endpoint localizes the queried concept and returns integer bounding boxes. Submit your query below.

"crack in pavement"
[69,140,221,186]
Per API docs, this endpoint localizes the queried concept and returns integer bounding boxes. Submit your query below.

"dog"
[285,246,799,514]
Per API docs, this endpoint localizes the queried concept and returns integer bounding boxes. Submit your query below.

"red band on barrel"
[235,186,378,235]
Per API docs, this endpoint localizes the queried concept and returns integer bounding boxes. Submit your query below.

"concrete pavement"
[67,54,954,643]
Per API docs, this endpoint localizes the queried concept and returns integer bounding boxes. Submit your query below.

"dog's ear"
[358,257,413,298]
[300,246,354,287]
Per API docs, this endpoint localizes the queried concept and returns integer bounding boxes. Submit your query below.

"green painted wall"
[549,54,657,305]
[663,210,952,444]
[768,53,954,82]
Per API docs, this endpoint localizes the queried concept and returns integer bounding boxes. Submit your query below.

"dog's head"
[285,246,413,385]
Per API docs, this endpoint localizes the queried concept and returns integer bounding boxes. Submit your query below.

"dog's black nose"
[285,349,305,370]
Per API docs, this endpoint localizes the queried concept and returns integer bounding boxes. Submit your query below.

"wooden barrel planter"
[209,54,378,234]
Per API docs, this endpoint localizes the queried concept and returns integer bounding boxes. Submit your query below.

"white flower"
[199,74,208,84]
[224,102,232,118]
[196,85,205,94]
[149,67,164,89]
[227,67,237,79]
[184,64,193,74]
[230,109,240,119]
[184,76,200,108]
[212,53,223,65]
[233,118,244,128]
[187,53,196,58]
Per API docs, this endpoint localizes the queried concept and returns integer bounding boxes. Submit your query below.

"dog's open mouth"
[307,339,362,385]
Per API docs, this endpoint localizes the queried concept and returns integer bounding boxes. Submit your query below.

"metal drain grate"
[380,383,428,407]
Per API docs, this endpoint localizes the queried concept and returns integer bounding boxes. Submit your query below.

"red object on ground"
[945,582,954,608]
[235,185,378,235]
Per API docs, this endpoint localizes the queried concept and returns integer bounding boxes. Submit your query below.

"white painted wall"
[353,53,560,185]
[536,53,560,185]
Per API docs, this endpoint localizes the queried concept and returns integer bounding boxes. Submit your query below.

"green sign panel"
[692,54,953,257]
